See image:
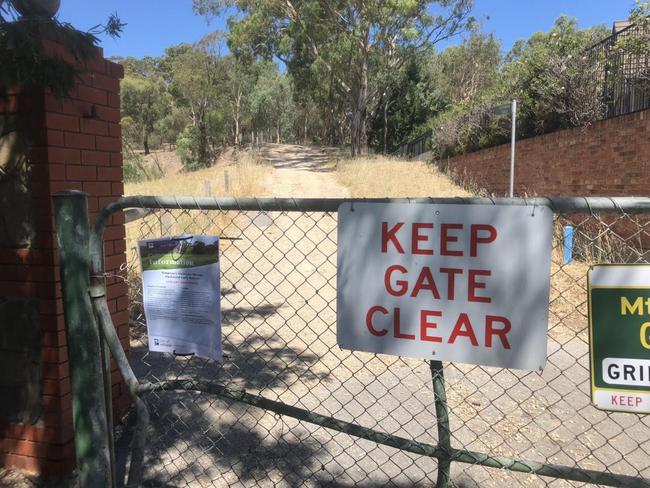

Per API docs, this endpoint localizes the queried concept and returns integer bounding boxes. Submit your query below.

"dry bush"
[335,155,472,198]
[122,151,270,288]
[124,150,268,198]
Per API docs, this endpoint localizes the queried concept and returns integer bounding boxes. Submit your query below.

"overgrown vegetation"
[112,2,646,165]
[0,1,124,96]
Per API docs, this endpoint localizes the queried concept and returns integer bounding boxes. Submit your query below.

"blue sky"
[56,0,636,59]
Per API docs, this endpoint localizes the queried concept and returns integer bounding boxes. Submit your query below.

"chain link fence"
[92,196,650,488]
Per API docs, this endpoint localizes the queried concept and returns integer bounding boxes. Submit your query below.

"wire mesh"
[105,199,650,487]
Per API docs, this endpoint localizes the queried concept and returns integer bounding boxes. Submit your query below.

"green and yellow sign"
[588,265,650,414]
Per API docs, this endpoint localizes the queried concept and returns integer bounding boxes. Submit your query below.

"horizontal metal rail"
[136,380,650,488]
[91,195,650,273]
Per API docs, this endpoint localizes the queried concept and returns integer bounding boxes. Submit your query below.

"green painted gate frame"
[54,192,650,488]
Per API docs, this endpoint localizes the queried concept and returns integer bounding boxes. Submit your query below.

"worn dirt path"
[258,143,349,198]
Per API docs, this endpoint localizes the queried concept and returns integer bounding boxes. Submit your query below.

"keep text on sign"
[588,265,650,414]
[336,203,553,371]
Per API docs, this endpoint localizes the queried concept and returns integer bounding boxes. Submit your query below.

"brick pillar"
[0,38,128,477]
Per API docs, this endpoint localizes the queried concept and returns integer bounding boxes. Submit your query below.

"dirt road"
[258,143,349,198]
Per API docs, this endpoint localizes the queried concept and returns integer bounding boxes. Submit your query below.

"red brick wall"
[438,110,650,196]
[0,42,128,476]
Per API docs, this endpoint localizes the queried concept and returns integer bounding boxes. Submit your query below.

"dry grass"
[125,150,268,198]
[122,151,270,288]
[335,155,472,198]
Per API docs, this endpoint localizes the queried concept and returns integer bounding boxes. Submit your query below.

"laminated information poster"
[139,235,221,359]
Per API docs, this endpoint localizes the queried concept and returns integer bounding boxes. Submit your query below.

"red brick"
[60,99,85,117]
[80,118,109,136]
[93,73,120,93]
[76,85,108,106]
[42,93,63,112]
[44,113,78,132]
[64,132,95,150]
[108,122,121,138]
[42,377,71,397]
[81,150,110,165]
[116,295,130,312]
[98,167,123,181]
[46,147,81,164]
[108,92,120,108]
[41,346,67,364]
[86,57,107,75]
[113,239,127,254]
[82,181,112,196]
[108,62,125,80]
[42,361,69,380]
[111,181,125,195]
[96,136,122,152]
[50,181,83,194]
[95,105,120,123]
[66,165,96,181]
[110,152,123,167]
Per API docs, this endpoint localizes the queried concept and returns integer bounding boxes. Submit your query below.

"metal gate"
[54,193,650,487]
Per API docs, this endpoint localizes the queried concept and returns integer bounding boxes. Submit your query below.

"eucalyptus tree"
[193,0,473,156]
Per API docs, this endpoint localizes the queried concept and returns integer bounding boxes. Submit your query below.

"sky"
[56,0,637,59]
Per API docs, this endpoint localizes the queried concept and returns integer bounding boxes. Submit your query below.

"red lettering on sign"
[470,224,497,257]
[384,265,408,296]
[448,313,479,346]
[412,223,434,255]
[440,268,462,300]
[486,315,511,349]
[440,224,463,256]
[468,269,492,303]
[381,222,404,254]
[366,306,388,336]
[393,308,415,340]
[411,267,441,299]
[420,310,443,343]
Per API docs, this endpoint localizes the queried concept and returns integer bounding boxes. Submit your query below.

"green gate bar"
[54,191,113,488]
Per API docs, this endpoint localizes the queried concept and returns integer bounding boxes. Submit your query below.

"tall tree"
[168,44,225,165]
[121,75,169,154]
[193,0,473,156]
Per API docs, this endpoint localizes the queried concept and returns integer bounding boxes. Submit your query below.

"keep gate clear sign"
[336,202,553,371]
[588,265,650,413]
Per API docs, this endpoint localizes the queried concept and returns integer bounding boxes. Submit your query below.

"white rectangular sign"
[139,235,221,360]
[336,203,553,371]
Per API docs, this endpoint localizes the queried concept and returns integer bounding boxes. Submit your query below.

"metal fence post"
[430,360,451,488]
[54,191,113,488]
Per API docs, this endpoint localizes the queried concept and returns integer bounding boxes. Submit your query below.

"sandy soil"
[259,144,348,199]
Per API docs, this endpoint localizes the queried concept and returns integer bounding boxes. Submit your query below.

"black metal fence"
[585,22,650,118]
[395,131,432,159]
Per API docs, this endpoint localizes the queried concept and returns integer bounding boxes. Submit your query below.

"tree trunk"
[276,121,280,144]
[198,123,209,166]
[304,112,308,145]
[234,91,241,146]
[383,96,389,154]
[143,132,150,156]
[350,39,369,157]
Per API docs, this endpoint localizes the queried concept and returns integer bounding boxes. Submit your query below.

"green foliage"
[121,75,170,153]
[176,125,202,170]
[0,8,124,97]
[195,0,474,155]
[428,16,613,158]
